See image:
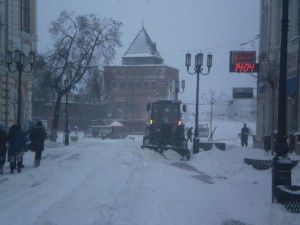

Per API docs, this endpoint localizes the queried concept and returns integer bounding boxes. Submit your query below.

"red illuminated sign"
[229,51,259,73]
[233,63,258,73]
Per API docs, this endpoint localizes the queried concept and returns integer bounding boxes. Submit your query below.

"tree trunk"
[50,93,63,141]
[271,88,276,154]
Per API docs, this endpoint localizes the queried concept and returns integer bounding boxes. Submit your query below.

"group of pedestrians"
[0,121,47,174]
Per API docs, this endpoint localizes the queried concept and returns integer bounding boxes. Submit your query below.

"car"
[198,124,210,138]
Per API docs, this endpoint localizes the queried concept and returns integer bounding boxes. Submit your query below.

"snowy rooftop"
[124,26,162,59]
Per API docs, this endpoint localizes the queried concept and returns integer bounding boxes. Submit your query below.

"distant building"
[197,95,256,124]
[32,94,107,132]
[104,26,180,133]
[0,0,37,129]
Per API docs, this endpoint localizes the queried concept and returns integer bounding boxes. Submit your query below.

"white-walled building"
[0,0,37,129]
[256,0,299,152]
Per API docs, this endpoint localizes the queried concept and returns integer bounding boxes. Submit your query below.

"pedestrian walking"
[241,123,249,147]
[8,124,27,173]
[0,124,8,174]
[187,127,193,142]
[29,121,47,167]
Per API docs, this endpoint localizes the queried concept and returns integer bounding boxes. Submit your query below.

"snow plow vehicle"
[141,100,190,160]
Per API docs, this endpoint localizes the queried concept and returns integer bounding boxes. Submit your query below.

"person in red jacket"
[29,121,47,167]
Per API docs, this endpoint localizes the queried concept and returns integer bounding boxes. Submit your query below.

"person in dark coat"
[29,121,47,167]
[187,127,193,142]
[241,123,250,147]
[0,124,8,174]
[8,124,27,173]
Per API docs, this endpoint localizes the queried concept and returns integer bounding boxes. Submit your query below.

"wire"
[240,34,260,46]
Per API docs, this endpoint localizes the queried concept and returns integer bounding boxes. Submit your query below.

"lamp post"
[6,49,35,126]
[185,52,212,154]
[168,80,185,100]
[64,79,69,146]
[272,0,292,202]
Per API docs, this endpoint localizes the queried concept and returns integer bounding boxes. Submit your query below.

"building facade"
[0,0,37,129]
[256,0,299,152]
[104,27,180,133]
[32,94,107,132]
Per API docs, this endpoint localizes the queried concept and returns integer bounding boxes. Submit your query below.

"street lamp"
[185,52,212,154]
[272,0,293,202]
[6,49,35,126]
[168,80,185,100]
[64,79,69,146]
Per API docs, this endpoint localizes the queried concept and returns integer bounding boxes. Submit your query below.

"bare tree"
[201,89,224,141]
[41,11,122,141]
[77,68,105,104]
[259,47,279,151]
[32,55,57,102]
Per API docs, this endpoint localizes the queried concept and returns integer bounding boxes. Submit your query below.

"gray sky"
[37,0,260,104]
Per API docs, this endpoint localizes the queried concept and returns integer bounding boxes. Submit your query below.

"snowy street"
[0,121,300,225]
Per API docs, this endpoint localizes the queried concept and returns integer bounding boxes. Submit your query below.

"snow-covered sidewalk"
[0,125,300,225]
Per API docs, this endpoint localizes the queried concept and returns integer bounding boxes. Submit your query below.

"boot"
[17,162,22,173]
[20,158,24,168]
[34,160,40,168]
[10,164,15,174]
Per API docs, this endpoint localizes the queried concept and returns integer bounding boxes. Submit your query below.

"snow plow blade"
[141,145,187,151]
[141,145,190,160]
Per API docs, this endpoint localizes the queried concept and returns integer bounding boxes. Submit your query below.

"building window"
[136,81,140,91]
[129,81,133,91]
[144,81,149,91]
[21,0,30,33]
[113,81,118,92]
[152,81,156,91]
[121,81,125,90]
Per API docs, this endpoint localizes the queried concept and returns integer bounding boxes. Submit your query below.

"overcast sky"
[37,0,260,104]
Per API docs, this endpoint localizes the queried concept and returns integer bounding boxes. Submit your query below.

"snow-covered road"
[0,125,300,225]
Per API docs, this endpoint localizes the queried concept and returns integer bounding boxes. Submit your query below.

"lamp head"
[181,80,185,90]
[6,51,12,65]
[29,51,36,65]
[195,53,203,67]
[185,52,191,68]
[14,49,21,64]
[207,53,213,68]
